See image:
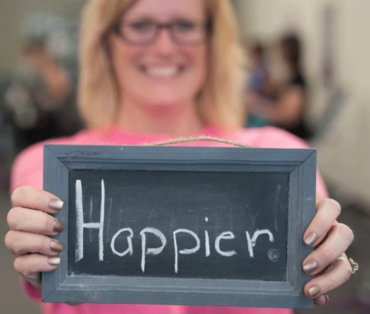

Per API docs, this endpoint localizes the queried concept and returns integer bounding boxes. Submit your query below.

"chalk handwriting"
[111,228,134,257]
[215,231,237,257]
[140,227,167,272]
[76,179,105,262]
[246,229,274,258]
[173,229,201,273]
[205,217,210,257]
[75,180,278,273]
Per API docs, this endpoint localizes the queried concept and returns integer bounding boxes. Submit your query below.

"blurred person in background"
[4,1,355,314]
[244,41,271,127]
[246,34,311,139]
[5,39,81,152]
[0,77,14,188]
[247,42,270,97]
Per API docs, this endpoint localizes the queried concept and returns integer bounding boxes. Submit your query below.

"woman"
[246,34,311,139]
[5,0,354,314]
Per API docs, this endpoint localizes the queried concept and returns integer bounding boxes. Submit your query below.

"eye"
[129,21,154,32]
[174,21,196,32]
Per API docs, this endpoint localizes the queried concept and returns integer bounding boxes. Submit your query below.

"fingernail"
[309,286,320,298]
[304,233,318,246]
[50,200,64,211]
[303,261,318,274]
[50,240,63,253]
[48,257,61,266]
[325,294,329,303]
[53,218,65,233]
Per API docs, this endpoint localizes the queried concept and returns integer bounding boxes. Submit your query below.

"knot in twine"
[144,136,252,148]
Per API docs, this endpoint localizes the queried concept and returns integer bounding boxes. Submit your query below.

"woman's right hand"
[4,186,65,290]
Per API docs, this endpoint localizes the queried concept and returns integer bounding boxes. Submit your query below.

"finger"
[303,199,341,247]
[5,231,63,256]
[11,186,63,214]
[66,303,83,306]
[14,254,61,290]
[303,223,354,275]
[315,194,323,205]
[7,207,65,235]
[314,294,329,306]
[304,256,352,300]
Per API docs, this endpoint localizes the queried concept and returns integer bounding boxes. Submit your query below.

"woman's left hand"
[302,199,354,305]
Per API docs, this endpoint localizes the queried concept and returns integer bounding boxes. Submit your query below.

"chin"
[139,87,194,106]
[142,95,188,107]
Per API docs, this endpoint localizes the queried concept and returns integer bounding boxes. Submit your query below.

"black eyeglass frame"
[111,18,213,46]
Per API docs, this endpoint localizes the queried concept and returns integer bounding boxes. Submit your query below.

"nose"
[151,27,177,57]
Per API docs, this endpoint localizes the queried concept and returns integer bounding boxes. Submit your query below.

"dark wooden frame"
[42,144,316,309]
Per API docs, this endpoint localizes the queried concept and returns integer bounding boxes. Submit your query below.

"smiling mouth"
[139,66,185,78]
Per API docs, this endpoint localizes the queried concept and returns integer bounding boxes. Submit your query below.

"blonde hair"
[79,0,245,132]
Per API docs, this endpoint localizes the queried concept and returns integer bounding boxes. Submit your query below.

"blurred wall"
[234,0,370,209]
[234,0,370,120]
[0,0,85,75]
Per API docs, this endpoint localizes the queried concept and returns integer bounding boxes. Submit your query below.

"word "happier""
[75,180,276,273]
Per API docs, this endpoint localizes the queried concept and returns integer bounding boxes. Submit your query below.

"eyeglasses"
[112,19,212,46]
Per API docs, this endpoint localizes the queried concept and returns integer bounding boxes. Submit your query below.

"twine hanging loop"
[145,136,252,148]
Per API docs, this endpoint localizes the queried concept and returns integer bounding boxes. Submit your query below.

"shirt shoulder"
[231,126,310,149]
[230,127,328,197]
[10,129,98,192]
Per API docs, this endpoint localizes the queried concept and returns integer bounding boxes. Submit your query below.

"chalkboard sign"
[42,145,317,309]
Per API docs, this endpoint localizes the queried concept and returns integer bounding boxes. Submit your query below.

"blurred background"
[0,0,369,313]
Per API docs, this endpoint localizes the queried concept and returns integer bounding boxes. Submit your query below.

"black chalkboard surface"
[42,145,317,309]
[69,170,288,281]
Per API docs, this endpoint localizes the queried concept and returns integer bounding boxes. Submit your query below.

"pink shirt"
[11,125,328,314]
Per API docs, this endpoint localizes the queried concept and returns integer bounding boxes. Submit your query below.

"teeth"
[144,67,179,77]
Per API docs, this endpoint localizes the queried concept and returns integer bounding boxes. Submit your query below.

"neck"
[117,98,204,137]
